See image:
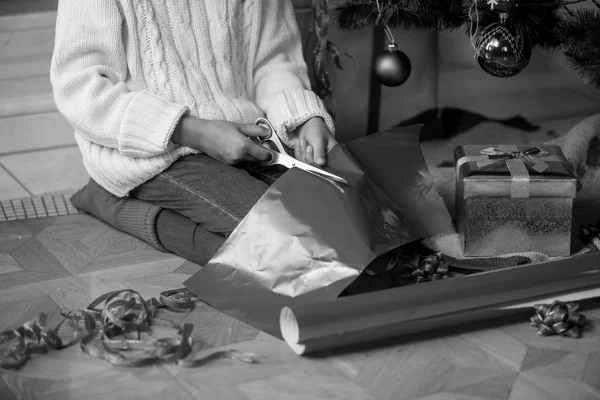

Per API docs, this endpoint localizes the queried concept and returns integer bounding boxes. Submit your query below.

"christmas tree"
[309,0,600,102]
[336,0,600,85]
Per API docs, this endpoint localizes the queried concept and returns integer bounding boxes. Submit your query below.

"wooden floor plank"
[77,250,185,281]
[36,365,169,399]
[449,372,518,400]
[0,252,22,274]
[237,360,380,400]
[0,221,32,247]
[174,261,203,275]
[181,306,262,349]
[583,352,600,393]
[80,224,133,258]
[0,295,63,332]
[0,373,54,400]
[0,375,19,400]
[36,235,94,275]
[10,237,72,276]
[0,271,66,292]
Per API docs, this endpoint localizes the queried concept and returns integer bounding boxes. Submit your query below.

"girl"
[51,0,336,260]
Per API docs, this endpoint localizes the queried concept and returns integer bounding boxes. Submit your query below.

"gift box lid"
[454,144,577,199]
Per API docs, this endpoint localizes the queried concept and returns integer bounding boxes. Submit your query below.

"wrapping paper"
[454,144,577,256]
[184,125,453,337]
[279,252,600,355]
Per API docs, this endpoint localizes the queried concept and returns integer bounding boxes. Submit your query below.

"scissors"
[253,117,347,185]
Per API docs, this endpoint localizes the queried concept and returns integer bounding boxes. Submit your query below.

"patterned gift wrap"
[454,145,577,257]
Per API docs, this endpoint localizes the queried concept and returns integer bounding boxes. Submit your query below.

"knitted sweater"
[50,0,335,197]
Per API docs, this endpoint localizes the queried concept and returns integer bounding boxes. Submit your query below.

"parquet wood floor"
[1,214,599,400]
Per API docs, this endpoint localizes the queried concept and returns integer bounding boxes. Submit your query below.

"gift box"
[454,144,577,257]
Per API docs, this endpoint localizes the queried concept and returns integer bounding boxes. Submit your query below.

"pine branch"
[335,1,383,30]
[402,0,465,29]
[334,0,465,31]
[559,8,600,88]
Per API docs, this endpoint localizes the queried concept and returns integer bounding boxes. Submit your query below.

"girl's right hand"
[171,117,272,165]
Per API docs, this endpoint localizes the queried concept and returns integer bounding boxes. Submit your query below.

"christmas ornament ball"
[476,22,532,78]
[374,44,411,87]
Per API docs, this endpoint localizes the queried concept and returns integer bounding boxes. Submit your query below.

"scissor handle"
[254,117,274,138]
[254,117,287,154]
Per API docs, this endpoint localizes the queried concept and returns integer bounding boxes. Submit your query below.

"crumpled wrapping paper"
[184,125,453,337]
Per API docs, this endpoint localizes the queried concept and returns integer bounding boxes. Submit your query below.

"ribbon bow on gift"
[477,146,550,173]
[456,145,566,199]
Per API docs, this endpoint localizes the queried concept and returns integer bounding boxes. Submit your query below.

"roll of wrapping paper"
[280,252,600,355]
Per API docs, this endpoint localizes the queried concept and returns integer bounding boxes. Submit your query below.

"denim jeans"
[129,154,286,264]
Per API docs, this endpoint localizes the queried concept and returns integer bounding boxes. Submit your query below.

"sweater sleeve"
[50,0,189,158]
[250,0,335,148]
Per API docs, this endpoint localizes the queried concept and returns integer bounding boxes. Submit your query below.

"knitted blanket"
[71,110,600,263]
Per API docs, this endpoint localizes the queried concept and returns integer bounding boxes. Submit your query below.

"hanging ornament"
[475,12,532,78]
[373,0,411,87]
[374,43,412,87]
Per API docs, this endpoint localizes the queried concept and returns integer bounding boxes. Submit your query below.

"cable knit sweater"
[50,0,335,197]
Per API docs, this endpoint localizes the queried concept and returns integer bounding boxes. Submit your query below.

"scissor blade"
[301,166,348,185]
[271,152,347,184]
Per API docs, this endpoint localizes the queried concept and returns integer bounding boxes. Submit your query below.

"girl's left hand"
[294,117,337,166]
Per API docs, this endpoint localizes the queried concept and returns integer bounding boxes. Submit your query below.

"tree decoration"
[474,12,533,77]
[334,0,600,88]
[373,0,412,86]
[469,1,533,77]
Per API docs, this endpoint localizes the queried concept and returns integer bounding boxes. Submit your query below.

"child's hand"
[294,117,337,167]
[172,117,272,165]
